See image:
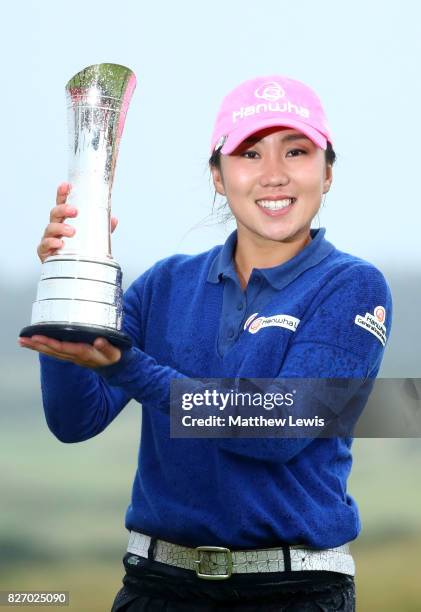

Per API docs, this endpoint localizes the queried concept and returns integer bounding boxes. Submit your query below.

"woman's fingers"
[38,221,75,262]
[56,182,71,205]
[51,184,77,225]
[92,337,121,363]
[19,337,79,362]
[43,221,76,239]
[37,237,64,261]
[39,183,117,264]
[19,335,121,367]
[24,336,93,359]
[20,335,80,355]
[49,204,78,224]
[37,188,78,263]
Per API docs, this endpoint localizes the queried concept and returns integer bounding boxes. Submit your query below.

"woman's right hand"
[37,183,119,263]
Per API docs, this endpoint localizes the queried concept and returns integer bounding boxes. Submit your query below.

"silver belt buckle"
[193,546,233,580]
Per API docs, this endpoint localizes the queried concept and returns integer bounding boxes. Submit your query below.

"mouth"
[256,197,296,215]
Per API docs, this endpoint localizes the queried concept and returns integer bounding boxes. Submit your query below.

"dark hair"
[209,140,337,170]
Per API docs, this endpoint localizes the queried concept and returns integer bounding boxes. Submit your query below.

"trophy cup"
[20,63,136,348]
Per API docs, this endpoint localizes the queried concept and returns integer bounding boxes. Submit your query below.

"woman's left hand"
[18,335,121,368]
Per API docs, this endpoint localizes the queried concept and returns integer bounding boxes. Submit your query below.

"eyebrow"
[244,133,312,144]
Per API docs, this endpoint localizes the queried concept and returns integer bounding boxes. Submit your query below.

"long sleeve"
[40,356,132,442]
[39,269,153,443]
[215,344,375,463]
[97,263,392,463]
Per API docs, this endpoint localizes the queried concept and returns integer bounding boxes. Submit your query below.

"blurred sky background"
[1,0,420,375]
[2,0,421,284]
[1,1,421,610]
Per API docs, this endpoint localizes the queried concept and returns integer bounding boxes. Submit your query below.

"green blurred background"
[2,278,421,612]
[3,400,421,611]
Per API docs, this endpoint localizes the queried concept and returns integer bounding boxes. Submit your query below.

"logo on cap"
[254,82,286,102]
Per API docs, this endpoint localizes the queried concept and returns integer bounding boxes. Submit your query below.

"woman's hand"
[25,182,122,367]
[25,184,122,366]
[37,182,118,263]
[18,335,121,368]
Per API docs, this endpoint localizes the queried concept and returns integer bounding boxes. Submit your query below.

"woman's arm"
[39,355,132,442]
[30,262,392,460]
[33,273,151,443]
[96,263,393,462]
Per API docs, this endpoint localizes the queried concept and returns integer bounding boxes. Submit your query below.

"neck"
[234,226,313,289]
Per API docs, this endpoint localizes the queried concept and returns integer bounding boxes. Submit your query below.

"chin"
[257,225,302,243]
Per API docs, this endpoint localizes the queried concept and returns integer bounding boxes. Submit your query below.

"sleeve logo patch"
[244,313,300,334]
[354,305,387,346]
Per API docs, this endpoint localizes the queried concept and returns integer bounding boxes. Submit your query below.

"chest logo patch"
[354,305,387,346]
[244,312,300,334]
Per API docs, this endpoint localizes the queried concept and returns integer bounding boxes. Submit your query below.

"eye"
[240,150,260,159]
[286,148,306,157]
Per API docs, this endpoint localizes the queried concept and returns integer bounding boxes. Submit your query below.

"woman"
[19,75,392,611]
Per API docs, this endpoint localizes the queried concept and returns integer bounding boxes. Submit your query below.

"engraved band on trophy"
[20,63,136,348]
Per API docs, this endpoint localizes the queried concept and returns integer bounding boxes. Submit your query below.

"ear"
[323,164,333,194]
[211,165,226,197]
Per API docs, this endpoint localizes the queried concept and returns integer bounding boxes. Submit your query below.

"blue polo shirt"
[208,228,334,356]
[39,227,393,550]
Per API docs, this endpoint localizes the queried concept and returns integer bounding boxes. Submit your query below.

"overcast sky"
[1,0,420,290]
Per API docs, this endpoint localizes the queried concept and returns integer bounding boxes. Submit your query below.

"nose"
[259,155,289,188]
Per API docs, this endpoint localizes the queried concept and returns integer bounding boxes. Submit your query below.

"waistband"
[127,531,355,580]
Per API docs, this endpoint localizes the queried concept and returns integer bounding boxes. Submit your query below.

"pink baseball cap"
[210,75,333,154]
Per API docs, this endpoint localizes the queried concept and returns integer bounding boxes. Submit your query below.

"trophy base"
[20,324,132,350]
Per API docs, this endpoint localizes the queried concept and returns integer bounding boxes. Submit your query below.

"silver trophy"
[20,63,136,348]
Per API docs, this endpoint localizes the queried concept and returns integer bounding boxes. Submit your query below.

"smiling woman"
[210,126,333,286]
[20,74,392,612]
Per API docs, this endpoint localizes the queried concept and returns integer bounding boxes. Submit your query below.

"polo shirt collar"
[207,227,335,290]
[207,230,238,283]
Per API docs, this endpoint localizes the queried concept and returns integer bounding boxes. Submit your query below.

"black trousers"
[111,552,355,611]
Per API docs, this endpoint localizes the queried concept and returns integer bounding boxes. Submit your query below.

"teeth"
[257,198,295,210]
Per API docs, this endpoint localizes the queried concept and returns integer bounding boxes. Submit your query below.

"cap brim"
[220,117,328,153]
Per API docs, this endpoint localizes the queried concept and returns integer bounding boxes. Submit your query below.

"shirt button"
[237,302,244,311]
[228,328,235,339]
